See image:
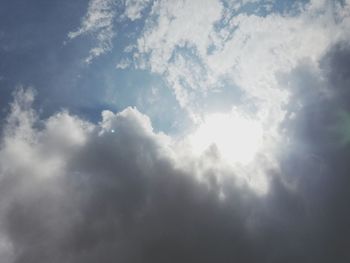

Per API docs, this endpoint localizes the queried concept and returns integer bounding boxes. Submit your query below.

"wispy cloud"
[123,0,151,21]
[67,0,153,63]
[115,58,132,69]
[126,0,350,164]
[68,0,117,63]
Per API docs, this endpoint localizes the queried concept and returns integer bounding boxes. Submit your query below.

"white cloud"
[64,0,350,197]
[134,1,349,98]
[68,0,117,63]
[3,1,350,261]
[124,0,151,21]
[1,89,271,200]
[137,0,223,73]
[128,0,350,163]
[0,88,262,260]
[3,47,350,258]
[116,58,132,69]
[205,1,349,123]
[67,0,152,63]
[1,89,92,179]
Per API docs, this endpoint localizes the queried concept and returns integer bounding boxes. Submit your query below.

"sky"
[0,0,350,262]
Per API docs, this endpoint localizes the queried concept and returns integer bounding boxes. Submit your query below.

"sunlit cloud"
[1,0,350,262]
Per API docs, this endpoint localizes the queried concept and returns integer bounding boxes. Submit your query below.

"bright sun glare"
[190,112,263,165]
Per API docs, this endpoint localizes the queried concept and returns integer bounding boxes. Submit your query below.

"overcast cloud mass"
[1,0,350,262]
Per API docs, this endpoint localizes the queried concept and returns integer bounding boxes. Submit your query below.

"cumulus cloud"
[2,46,350,262]
[2,1,350,262]
[0,88,258,262]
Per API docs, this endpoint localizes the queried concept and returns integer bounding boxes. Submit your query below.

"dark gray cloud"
[0,89,261,263]
[1,41,350,262]
[278,41,350,261]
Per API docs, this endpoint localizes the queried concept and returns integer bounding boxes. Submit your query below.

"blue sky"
[0,0,183,132]
[0,0,314,132]
[1,0,350,262]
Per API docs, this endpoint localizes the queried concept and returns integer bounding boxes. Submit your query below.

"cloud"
[277,41,350,261]
[66,0,151,63]
[132,0,349,118]
[123,0,151,21]
[68,0,117,63]
[4,3,350,261]
[2,1,350,262]
[2,47,350,262]
[136,0,223,73]
[116,58,132,69]
[0,88,260,262]
[124,1,350,188]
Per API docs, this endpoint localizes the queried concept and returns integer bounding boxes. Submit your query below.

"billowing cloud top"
[1,0,350,262]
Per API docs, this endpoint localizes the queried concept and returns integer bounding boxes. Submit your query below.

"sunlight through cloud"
[189,110,263,165]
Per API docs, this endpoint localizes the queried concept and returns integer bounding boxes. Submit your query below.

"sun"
[190,111,263,165]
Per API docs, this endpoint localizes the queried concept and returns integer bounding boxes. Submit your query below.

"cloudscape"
[0,0,350,262]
